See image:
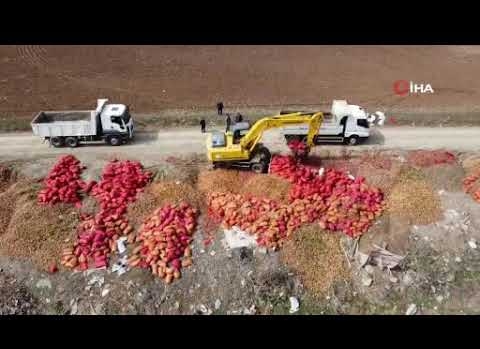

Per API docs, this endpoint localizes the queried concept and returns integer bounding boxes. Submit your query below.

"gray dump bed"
[31,110,97,138]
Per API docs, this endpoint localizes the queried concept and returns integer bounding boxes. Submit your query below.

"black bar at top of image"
[3,29,480,45]
[2,3,480,44]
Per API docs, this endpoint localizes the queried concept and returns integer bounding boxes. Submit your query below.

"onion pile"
[37,155,86,206]
[61,160,151,270]
[128,202,198,284]
[90,160,152,218]
[60,214,134,270]
[287,139,309,157]
[269,155,317,184]
[208,192,330,248]
[463,170,480,203]
[208,193,279,227]
[208,155,385,247]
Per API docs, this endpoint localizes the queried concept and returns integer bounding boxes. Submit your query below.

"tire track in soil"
[15,46,402,112]
[16,45,49,67]
[15,45,154,105]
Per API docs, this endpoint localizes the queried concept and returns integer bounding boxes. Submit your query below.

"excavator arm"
[239,111,324,152]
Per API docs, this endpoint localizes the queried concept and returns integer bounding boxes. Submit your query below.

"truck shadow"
[312,128,385,147]
[74,132,159,148]
[363,128,385,146]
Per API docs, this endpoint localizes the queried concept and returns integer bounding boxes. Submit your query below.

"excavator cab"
[232,121,251,144]
[210,132,226,147]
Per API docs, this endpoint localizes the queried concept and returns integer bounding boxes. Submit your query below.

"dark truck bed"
[32,111,92,123]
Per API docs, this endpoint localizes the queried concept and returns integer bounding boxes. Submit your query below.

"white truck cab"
[281,100,370,145]
[99,101,134,140]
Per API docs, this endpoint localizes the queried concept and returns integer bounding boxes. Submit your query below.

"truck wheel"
[108,136,122,146]
[346,136,359,146]
[65,137,79,148]
[50,137,64,148]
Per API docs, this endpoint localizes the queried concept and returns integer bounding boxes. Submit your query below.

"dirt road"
[0,126,479,162]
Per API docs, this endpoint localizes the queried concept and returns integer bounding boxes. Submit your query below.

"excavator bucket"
[287,139,311,159]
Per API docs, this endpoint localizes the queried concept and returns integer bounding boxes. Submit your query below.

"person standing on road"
[217,102,224,115]
[200,118,206,133]
[235,113,243,123]
[225,114,231,132]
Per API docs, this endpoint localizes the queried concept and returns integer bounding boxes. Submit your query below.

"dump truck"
[280,100,370,145]
[206,111,324,173]
[31,99,134,147]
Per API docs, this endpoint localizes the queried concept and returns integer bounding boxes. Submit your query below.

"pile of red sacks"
[37,155,87,207]
[287,139,310,158]
[128,202,197,284]
[207,155,385,249]
[463,170,480,203]
[58,159,152,270]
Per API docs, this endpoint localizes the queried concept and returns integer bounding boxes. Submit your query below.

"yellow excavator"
[206,111,324,173]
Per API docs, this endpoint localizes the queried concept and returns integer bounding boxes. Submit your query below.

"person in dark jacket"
[200,119,206,133]
[225,114,231,132]
[235,113,243,123]
[216,102,224,115]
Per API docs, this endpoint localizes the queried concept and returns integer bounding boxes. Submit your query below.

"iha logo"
[393,80,434,96]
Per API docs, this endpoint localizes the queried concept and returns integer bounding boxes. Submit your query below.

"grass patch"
[0,115,31,132]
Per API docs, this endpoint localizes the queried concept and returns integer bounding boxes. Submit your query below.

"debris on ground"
[468,239,477,249]
[289,296,300,313]
[117,237,127,254]
[402,270,416,287]
[367,245,405,270]
[364,265,374,274]
[389,276,399,283]
[223,226,258,250]
[35,278,52,289]
[361,272,373,287]
[0,272,40,315]
[112,255,129,276]
[405,303,417,315]
[281,225,348,298]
